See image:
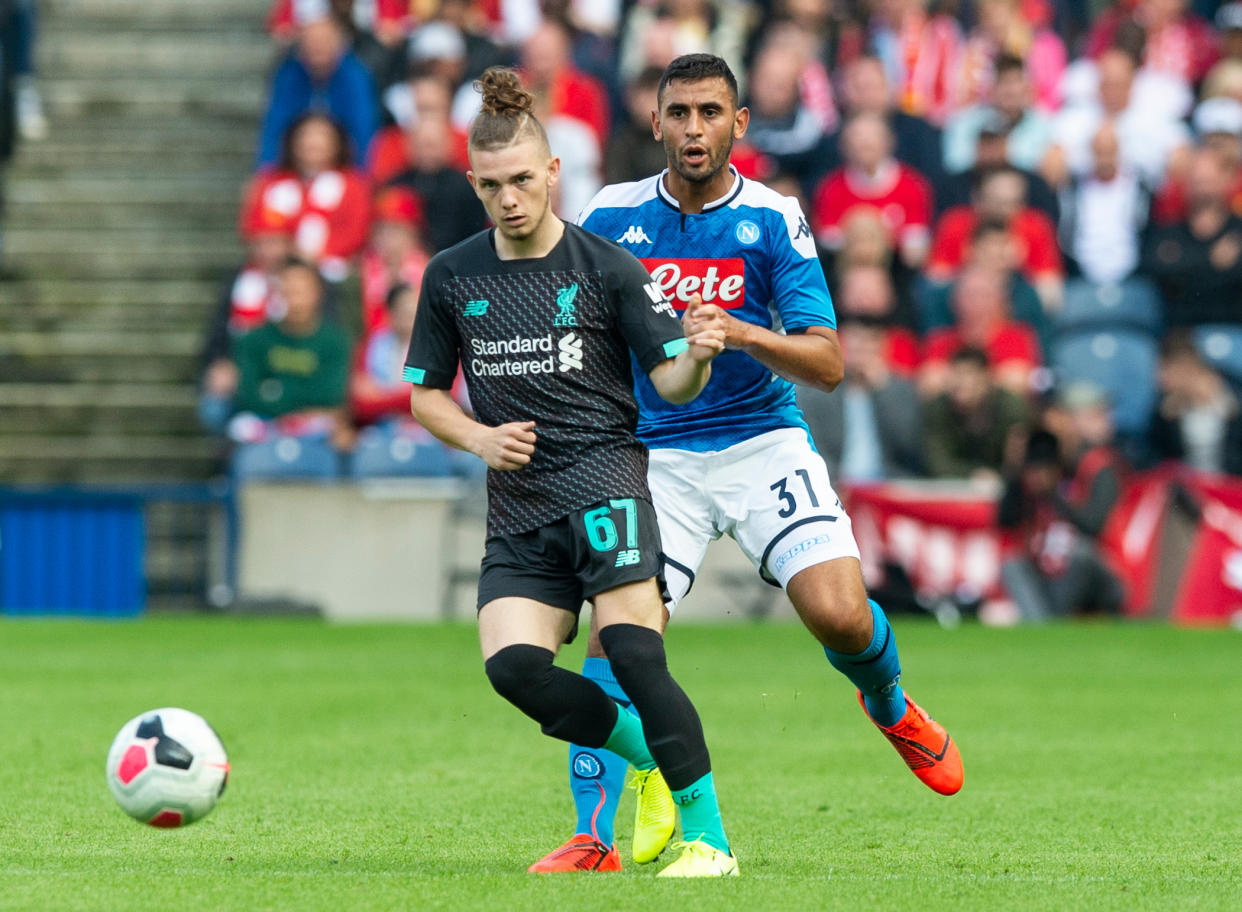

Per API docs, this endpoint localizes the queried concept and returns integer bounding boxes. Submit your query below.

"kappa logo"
[735,220,761,245]
[557,332,583,371]
[794,217,811,240]
[616,225,653,244]
[463,299,489,317]
[553,283,579,326]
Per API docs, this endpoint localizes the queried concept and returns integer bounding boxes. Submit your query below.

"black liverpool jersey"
[403,222,687,536]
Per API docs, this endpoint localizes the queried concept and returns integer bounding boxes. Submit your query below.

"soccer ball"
[105,708,230,828]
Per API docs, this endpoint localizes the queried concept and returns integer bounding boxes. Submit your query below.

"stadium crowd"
[198,0,1242,613]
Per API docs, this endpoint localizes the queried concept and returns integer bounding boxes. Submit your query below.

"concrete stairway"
[0,0,273,484]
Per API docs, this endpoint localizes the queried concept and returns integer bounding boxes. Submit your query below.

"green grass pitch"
[1,617,1239,911]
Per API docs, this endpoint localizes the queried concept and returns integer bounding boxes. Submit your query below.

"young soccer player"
[405,67,739,877]
[530,54,965,873]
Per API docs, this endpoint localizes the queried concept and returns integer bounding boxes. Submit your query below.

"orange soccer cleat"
[527,834,622,873]
[858,691,964,796]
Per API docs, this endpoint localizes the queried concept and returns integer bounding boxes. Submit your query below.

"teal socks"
[671,772,729,854]
[823,599,906,727]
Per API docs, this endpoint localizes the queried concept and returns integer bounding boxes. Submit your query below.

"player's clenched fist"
[681,293,727,361]
[473,420,537,470]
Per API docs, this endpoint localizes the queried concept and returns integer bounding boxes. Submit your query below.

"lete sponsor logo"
[638,257,745,309]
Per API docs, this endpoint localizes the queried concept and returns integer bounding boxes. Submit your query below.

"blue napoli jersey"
[578,168,837,451]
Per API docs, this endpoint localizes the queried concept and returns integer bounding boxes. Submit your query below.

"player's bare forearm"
[728,319,843,392]
[409,386,536,470]
[648,349,715,405]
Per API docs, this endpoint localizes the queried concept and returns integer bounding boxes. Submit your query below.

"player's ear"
[651,108,663,142]
[733,105,750,140]
[546,156,561,189]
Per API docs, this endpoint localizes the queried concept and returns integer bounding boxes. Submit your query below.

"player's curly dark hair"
[468,67,550,154]
[657,54,739,109]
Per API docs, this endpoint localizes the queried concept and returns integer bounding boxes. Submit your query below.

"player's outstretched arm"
[409,386,536,470]
[704,304,843,392]
[647,294,726,405]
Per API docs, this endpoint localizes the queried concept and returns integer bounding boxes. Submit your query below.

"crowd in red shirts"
[199,0,1242,503]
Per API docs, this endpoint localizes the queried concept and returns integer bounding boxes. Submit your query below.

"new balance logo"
[463,299,489,317]
[614,549,641,567]
[616,225,652,244]
[557,332,583,371]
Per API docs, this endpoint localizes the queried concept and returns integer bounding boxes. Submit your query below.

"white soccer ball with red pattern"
[105,708,230,827]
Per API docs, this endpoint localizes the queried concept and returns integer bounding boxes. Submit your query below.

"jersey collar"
[656,165,744,213]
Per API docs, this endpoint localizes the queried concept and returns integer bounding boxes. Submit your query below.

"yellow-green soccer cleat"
[627,767,676,863]
[656,840,739,877]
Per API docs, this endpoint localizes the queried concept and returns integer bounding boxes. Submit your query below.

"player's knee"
[484,644,555,707]
[800,593,872,652]
[597,623,667,685]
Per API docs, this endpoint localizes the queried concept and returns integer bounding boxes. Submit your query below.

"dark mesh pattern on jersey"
[447,269,652,535]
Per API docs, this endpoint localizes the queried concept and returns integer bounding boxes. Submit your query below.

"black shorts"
[477,496,666,641]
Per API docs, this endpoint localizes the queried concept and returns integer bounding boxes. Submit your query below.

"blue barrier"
[0,484,236,617]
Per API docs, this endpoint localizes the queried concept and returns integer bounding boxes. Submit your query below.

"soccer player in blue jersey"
[528,54,964,874]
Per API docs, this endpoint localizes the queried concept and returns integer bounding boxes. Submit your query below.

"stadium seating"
[1193,324,1242,386]
[231,435,340,481]
[1051,329,1159,435]
[348,424,457,479]
[1055,278,1163,337]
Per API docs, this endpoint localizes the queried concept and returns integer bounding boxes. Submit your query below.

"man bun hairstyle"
[657,53,739,108]
[468,66,550,154]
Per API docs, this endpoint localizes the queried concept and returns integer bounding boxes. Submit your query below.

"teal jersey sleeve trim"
[402,366,427,384]
[662,338,689,359]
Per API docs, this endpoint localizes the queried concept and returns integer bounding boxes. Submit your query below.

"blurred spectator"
[384,99,487,253]
[922,345,1031,479]
[229,257,352,449]
[1144,146,1242,327]
[350,282,420,427]
[820,55,944,193]
[937,106,1061,219]
[1043,47,1191,191]
[997,414,1125,621]
[2,0,45,141]
[530,88,603,220]
[865,0,963,126]
[812,112,933,269]
[1058,122,1148,284]
[400,21,475,130]
[743,29,833,188]
[820,208,918,326]
[798,315,927,481]
[1147,331,1242,475]
[919,218,1052,353]
[370,70,471,185]
[434,0,509,82]
[519,19,610,146]
[919,266,1043,397]
[257,13,379,168]
[1085,0,1218,87]
[268,0,414,92]
[360,186,430,332]
[617,0,753,89]
[605,66,669,184]
[943,54,1055,175]
[927,166,1064,309]
[1151,96,1242,223]
[832,265,919,375]
[0,10,12,270]
[198,212,298,434]
[241,113,372,282]
[956,0,1066,112]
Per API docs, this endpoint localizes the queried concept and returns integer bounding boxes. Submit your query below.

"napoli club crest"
[572,751,604,780]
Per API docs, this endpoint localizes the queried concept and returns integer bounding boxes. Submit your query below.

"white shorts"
[648,428,860,611]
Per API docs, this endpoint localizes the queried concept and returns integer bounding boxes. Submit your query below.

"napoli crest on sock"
[572,751,605,780]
